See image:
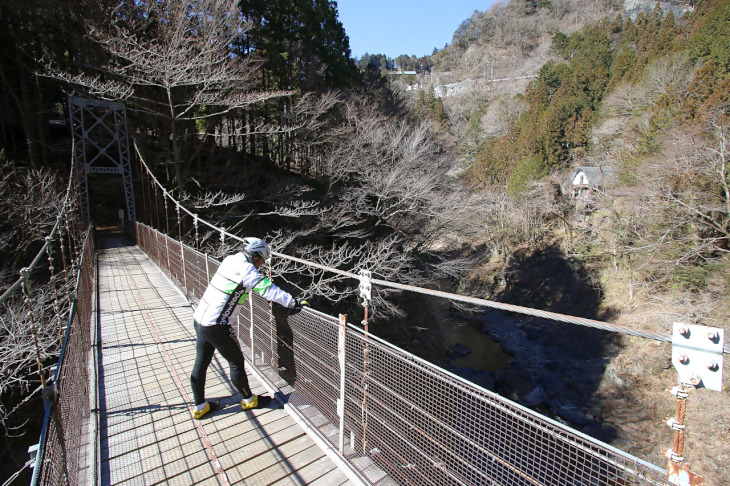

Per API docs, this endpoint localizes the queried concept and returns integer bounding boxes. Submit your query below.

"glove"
[292,298,310,309]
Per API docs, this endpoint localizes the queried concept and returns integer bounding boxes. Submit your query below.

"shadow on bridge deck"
[93,237,352,485]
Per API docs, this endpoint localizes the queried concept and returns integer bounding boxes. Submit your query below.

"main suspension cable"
[132,142,730,355]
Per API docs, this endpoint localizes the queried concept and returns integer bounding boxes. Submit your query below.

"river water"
[397,288,513,374]
[440,313,513,371]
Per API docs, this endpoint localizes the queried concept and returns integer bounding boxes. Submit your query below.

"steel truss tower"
[68,96,136,225]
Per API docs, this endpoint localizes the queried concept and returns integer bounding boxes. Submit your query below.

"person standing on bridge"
[190,237,308,419]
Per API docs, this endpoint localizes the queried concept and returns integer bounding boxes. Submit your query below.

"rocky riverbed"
[446,308,623,441]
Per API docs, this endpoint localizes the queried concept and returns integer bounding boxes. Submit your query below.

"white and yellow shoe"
[193,400,220,419]
[241,395,272,411]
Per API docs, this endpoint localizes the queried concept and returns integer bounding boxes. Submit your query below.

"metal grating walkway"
[94,237,353,485]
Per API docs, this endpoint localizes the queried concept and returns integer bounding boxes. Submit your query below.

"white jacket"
[193,252,295,326]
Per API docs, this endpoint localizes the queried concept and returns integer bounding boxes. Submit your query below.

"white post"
[358,270,372,454]
[193,214,200,251]
[249,292,256,363]
[177,203,187,295]
[338,314,347,455]
[204,253,210,285]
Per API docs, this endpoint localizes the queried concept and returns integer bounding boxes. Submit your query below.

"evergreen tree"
[414,89,429,122]
[300,0,357,89]
[351,63,404,115]
[652,11,679,59]
[239,0,356,91]
[688,0,730,72]
[459,109,484,166]
[234,0,357,168]
[681,60,722,119]
[0,0,109,167]
[431,96,447,127]
[507,153,548,197]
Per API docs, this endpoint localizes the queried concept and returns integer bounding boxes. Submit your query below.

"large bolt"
[678,325,690,337]
[706,360,719,371]
[707,330,719,342]
[678,354,689,364]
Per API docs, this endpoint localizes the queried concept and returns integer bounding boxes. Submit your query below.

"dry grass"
[595,277,730,486]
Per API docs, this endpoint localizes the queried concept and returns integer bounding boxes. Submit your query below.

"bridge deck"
[94,237,352,485]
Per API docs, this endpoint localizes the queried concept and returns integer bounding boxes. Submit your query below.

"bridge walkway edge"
[92,234,354,485]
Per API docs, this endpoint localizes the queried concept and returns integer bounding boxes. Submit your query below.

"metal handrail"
[30,227,95,486]
[133,221,671,486]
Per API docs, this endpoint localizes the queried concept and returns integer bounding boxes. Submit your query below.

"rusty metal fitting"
[663,448,683,463]
[665,417,685,431]
[667,461,704,485]
[686,374,701,387]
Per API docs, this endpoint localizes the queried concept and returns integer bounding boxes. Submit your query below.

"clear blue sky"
[336,1,499,60]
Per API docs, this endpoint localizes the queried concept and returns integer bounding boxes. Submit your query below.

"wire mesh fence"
[31,228,95,486]
[133,221,670,486]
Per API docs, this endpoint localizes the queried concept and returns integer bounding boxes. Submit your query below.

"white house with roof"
[571,166,615,199]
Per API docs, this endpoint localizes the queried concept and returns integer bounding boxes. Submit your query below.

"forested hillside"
[0,0,729,483]
[398,1,730,483]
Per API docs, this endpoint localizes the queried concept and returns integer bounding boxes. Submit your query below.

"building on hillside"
[571,166,615,199]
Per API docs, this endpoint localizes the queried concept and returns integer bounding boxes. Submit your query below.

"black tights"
[190,322,252,405]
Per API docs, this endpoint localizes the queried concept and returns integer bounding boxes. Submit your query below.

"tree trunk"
[167,88,184,194]
[19,78,41,169]
[171,119,183,193]
[628,254,634,302]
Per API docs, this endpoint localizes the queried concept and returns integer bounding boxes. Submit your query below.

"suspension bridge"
[4,97,725,485]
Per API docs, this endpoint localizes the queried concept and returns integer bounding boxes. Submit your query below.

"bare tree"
[322,111,455,238]
[0,160,75,481]
[0,161,64,279]
[44,0,291,193]
[656,119,730,255]
[0,283,71,420]
[644,52,695,100]
[603,81,652,117]
[159,105,484,319]
[600,117,730,295]
[163,105,494,321]
[251,108,493,318]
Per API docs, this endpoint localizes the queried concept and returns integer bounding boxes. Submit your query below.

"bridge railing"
[131,221,670,486]
[30,227,95,486]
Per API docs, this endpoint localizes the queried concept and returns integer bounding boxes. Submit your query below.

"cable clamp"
[358,269,372,305]
[663,448,683,462]
[665,417,685,431]
[667,386,689,399]
[19,267,32,297]
[41,380,58,408]
[28,444,39,469]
